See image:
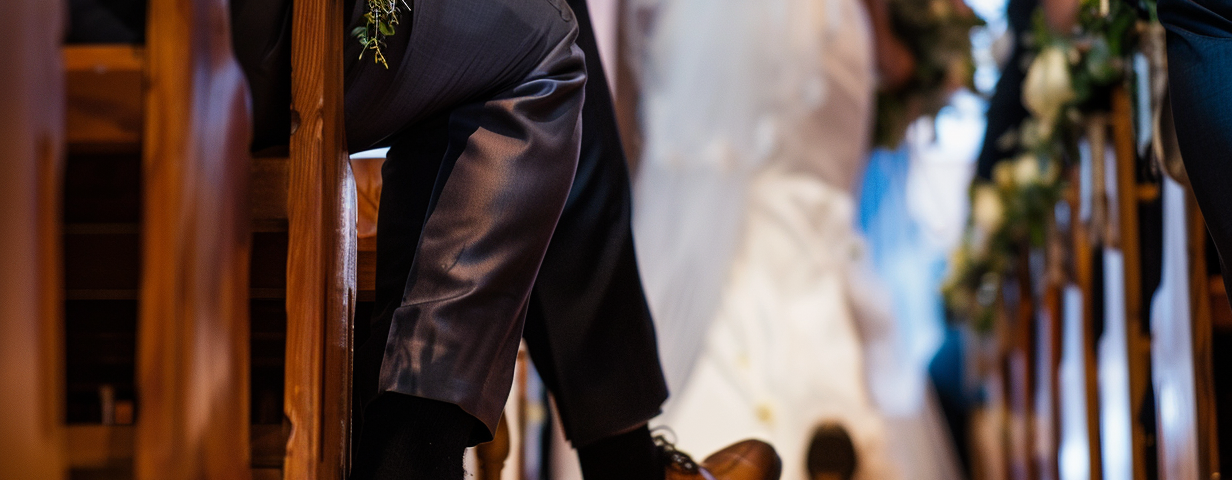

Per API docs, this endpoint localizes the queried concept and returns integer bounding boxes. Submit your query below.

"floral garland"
[874,0,983,147]
[353,0,411,69]
[943,0,1146,332]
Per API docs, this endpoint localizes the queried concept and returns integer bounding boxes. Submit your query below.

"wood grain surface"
[64,45,144,153]
[283,0,357,477]
[1110,87,1150,480]
[1187,195,1220,479]
[134,0,254,476]
[1069,170,1104,480]
[0,1,67,478]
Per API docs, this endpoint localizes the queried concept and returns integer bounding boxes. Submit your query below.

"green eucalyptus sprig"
[353,0,411,69]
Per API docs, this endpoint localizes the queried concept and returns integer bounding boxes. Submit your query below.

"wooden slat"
[283,0,356,477]
[0,1,67,477]
[253,468,283,480]
[66,425,136,469]
[1041,278,1064,480]
[251,424,289,468]
[66,424,285,470]
[358,251,376,301]
[1007,255,1037,480]
[613,0,644,175]
[133,0,253,476]
[1187,196,1220,478]
[1211,277,1232,330]
[253,157,290,221]
[352,157,383,244]
[1110,86,1151,480]
[64,45,144,152]
[1071,159,1104,480]
[352,157,382,300]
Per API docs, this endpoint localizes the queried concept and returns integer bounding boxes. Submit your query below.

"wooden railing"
[132,0,254,476]
[0,1,68,479]
[9,0,358,477]
[977,85,1224,480]
[283,0,356,476]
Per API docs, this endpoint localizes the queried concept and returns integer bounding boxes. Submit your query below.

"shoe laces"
[652,431,700,474]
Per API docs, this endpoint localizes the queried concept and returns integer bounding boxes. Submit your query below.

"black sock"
[351,393,474,480]
[577,424,665,480]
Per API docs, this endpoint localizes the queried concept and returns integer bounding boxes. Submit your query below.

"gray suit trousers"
[232,0,667,447]
[342,0,586,442]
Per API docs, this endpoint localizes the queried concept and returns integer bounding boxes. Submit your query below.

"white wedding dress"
[628,0,921,478]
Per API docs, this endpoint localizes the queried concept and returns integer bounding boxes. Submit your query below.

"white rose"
[1023,47,1077,138]
[1012,154,1040,185]
[972,184,1006,234]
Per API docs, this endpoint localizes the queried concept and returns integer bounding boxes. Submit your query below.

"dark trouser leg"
[348,6,586,480]
[345,0,586,447]
[232,0,591,463]
[521,2,668,479]
[350,393,474,480]
[521,0,668,450]
[354,55,585,480]
[353,115,451,462]
[1160,0,1232,295]
[373,41,586,443]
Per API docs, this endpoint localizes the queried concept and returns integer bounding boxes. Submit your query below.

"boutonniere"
[352,0,411,69]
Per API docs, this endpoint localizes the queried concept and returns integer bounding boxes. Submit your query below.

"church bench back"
[283,0,357,476]
[0,1,68,478]
[54,0,357,476]
[133,0,254,476]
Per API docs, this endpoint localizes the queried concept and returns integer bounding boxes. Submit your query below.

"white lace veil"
[628,0,832,395]
[629,0,829,173]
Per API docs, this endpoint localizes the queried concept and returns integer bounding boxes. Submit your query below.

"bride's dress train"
[630,0,959,477]
[651,168,898,480]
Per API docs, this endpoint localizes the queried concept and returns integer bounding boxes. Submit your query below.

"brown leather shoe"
[662,438,782,480]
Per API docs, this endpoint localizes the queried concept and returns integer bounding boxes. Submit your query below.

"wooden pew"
[1108,87,1152,480]
[49,1,625,478]
[133,0,254,477]
[1069,168,1105,480]
[0,1,68,478]
[55,0,359,477]
[1185,194,1219,478]
[282,0,357,477]
[64,46,144,153]
[58,43,298,476]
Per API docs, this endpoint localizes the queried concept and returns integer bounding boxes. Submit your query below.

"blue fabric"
[857,147,947,363]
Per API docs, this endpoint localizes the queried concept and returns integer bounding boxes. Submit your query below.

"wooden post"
[0,1,67,478]
[1069,174,1104,480]
[1042,269,1064,480]
[1110,86,1151,480]
[614,0,644,174]
[1187,196,1220,479]
[134,0,254,476]
[283,0,356,477]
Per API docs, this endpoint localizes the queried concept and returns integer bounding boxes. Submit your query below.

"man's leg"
[352,115,469,480]
[349,0,586,477]
[521,1,668,479]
